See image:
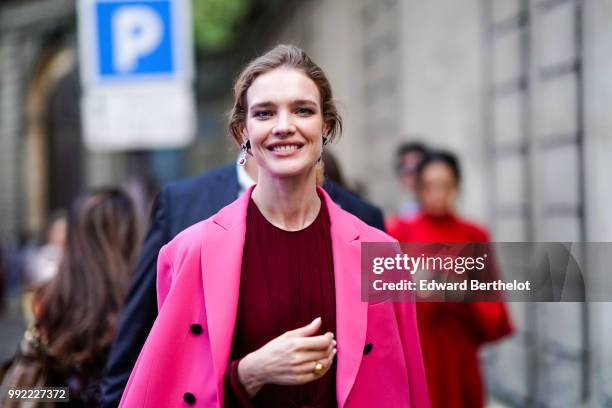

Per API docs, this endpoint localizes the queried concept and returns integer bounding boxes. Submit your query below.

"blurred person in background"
[2,189,140,406]
[25,211,67,288]
[395,141,428,218]
[21,212,67,323]
[386,142,428,237]
[389,150,513,408]
[119,44,428,408]
[24,212,67,287]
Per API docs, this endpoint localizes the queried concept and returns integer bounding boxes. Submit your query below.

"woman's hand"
[237,317,337,397]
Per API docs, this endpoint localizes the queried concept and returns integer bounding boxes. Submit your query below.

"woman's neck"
[251,169,321,231]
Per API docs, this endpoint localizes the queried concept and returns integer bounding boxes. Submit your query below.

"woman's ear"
[322,124,331,142]
[239,129,254,155]
[240,128,249,146]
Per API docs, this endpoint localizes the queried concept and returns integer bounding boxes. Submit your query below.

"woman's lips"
[267,144,303,156]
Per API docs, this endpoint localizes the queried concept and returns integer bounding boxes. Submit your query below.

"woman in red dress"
[389,150,513,408]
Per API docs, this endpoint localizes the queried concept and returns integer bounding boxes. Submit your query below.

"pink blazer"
[120,186,429,408]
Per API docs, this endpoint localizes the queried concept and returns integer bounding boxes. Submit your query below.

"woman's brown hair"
[35,188,140,370]
[229,44,343,145]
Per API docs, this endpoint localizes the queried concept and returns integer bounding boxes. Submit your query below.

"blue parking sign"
[79,0,195,151]
[96,1,174,77]
[79,0,193,83]
[94,0,174,78]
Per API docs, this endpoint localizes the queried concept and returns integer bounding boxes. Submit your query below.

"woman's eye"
[253,111,272,119]
[296,107,315,116]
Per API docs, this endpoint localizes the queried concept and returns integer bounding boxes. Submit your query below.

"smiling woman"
[245,67,324,182]
[119,45,430,408]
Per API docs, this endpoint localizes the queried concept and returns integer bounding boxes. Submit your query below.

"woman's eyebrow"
[291,99,318,106]
[250,99,318,112]
[249,102,275,111]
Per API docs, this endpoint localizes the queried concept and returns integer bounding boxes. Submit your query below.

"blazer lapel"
[200,186,253,403]
[320,188,368,408]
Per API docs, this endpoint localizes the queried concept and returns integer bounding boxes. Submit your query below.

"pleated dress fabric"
[226,192,337,408]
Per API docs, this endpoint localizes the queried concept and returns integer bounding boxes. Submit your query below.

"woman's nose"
[273,112,296,135]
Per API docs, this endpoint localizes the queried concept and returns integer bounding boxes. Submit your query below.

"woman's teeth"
[272,145,299,152]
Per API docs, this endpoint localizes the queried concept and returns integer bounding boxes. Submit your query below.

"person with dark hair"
[396,142,428,176]
[119,45,428,408]
[2,189,140,406]
[395,141,428,217]
[412,151,461,218]
[389,150,513,408]
[386,141,428,238]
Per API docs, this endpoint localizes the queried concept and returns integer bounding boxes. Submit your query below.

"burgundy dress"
[225,193,337,408]
[390,213,513,408]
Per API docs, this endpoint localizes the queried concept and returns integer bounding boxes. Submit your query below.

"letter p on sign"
[112,6,163,73]
[94,0,174,78]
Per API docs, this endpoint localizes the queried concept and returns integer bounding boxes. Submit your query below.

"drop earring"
[238,140,250,166]
[317,135,328,163]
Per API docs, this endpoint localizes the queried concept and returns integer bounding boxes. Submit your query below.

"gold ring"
[313,361,324,375]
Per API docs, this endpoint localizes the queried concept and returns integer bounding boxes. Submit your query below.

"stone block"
[534,74,578,136]
[493,29,523,84]
[492,0,522,23]
[540,144,580,207]
[493,92,524,145]
[537,1,577,69]
[495,155,526,205]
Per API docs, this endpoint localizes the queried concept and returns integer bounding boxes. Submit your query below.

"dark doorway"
[45,68,83,214]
